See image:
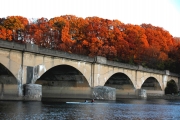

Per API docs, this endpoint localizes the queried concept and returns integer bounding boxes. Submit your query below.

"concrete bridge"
[0,40,179,101]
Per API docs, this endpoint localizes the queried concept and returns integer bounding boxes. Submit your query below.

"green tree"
[165,80,178,94]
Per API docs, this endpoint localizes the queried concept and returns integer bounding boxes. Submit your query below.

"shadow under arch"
[0,63,19,97]
[104,72,135,90]
[141,77,162,90]
[36,65,90,87]
[104,72,136,98]
[35,65,91,100]
[0,63,18,84]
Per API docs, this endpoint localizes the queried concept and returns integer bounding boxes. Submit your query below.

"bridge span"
[0,40,179,101]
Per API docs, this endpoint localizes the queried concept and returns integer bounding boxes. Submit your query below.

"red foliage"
[0,15,179,71]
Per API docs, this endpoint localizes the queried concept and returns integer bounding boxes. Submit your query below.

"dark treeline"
[0,15,180,73]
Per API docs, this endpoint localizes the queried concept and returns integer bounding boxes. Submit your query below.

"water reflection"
[0,99,180,120]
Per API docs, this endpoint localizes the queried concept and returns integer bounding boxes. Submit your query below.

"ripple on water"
[0,100,180,120]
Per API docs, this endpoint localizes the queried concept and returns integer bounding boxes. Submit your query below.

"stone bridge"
[0,40,179,101]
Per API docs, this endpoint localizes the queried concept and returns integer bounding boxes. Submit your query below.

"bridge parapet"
[107,60,138,70]
[138,65,165,74]
[0,39,179,78]
[0,40,94,62]
[38,47,94,62]
[168,71,179,77]
[106,60,178,76]
[0,40,25,50]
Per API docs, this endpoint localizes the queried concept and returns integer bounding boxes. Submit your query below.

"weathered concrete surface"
[92,86,116,100]
[41,86,116,101]
[24,84,42,101]
[0,84,23,100]
[146,90,164,98]
[116,89,137,98]
[41,87,91,99]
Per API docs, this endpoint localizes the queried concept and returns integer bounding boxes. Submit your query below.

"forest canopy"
[0,15,180,73]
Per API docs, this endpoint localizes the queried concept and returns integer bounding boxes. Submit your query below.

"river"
[0,99,180,120]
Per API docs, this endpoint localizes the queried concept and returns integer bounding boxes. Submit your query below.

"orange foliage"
[0,26,12,40]
[3,16,28,30]
[0,15,179,71]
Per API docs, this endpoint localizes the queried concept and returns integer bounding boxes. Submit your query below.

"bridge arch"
[140,74,163,90]
[0,63,19,97]
[141,77,162,90]
[97,68,136,89]
[0,53,21,83]
[35,64,90,87]
[0,63,18,84]
[103,71,136,98]
[35,58,92,87]
[35,64,92,99]
[104,72,135,90]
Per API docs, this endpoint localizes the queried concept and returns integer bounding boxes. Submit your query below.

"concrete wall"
[0,48,22,83]
[93,63,137,88]
[42,86,92,99]
[23,52,92,87]
[136,71,163,90]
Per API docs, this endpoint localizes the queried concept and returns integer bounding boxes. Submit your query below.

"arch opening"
[35,65,91,100]
[141,77,162,90]
[105,73,136,99]
[105,73,134,90]
[35,65,89,87]
[0,63,18,98]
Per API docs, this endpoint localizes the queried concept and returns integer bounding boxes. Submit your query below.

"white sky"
[1,0,180,37]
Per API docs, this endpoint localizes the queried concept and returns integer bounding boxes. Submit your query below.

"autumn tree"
[61,15,89,54]
[0,16,29,42]
[141,24,174,58]
[85,17,105,57]
[111,20,129,62]
[123,24,149,64]
[3,16,28,30]
[85,17,119,59]
[49,16,74,52]
[0,26,12,40]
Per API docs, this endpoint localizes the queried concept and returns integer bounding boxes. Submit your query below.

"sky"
[0,0,180,37]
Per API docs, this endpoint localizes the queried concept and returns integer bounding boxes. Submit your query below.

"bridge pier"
[92,86,116,100]
[23,84,42,101]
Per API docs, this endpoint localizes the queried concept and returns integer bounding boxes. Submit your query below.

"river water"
[0,99,180,120]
